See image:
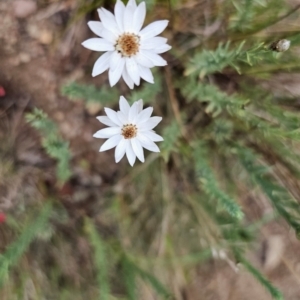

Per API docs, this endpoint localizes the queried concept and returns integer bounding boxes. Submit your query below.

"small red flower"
[0,86,6,97]
[0,213,6,223]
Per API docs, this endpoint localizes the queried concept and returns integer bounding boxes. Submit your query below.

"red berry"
[0,213,6,223]
[0,86,5,97]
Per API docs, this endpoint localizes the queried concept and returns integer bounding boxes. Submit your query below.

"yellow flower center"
[115,33,140,57]
[122,124,137,139]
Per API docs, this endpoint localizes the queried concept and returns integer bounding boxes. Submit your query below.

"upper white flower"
[82,0,171,89]
[93,96,164,166]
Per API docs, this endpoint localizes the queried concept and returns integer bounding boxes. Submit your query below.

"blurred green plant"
[26,108,71,183]
[0,203,52,286]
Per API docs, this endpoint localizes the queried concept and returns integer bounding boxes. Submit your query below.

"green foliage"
[193,143,244,220]
[85,219,110,300]
[62,82,119,106]
[26,108,71,183]
[240,256,283,300]
[181,78,247,116]
[237,147,300,234]
[184,41,276,77]
[229,0,267,32]
[85,219,171,299]
[124,256,172,299]
[122,256,137,300]
[0,202,52,286]
[160,120,181,161]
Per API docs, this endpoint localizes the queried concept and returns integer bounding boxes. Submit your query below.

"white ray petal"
[92,52,113,77]
[122,68,134,89]
[142,130,164,142]
[135,52,155,68]
[98,8,119,36]
[109,51,122,71]
[154,44,172,54]
[119,96,130,116]
[105,108,123,126]
[140,50,167,66]
[108,58,125,87]
[97,116,117,127]
[140,37,168,50]
[140,20,169,40]
[131,138,145,162]
[137,134,160,152]
[98,27,117,44]
[115,138,127,163]
[128,102,139,123]
[138,65,154,83]
[136,107,153,124]
[114,0,125,32]
[123,1,135,32]
[82,38,114,52]
[132,2,146,33]
[127,0,137,9]
[93,127,121,138]
[139,116,162,131]
[117,111,128,124]
[88,21,103,36]
[126,140,136,166]
[100,134,122,152]
[126,57,140,86]
[136,100,143,113]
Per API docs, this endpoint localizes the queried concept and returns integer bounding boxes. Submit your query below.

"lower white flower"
[93,96,164,166]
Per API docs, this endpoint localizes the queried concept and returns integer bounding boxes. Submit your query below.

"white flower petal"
[105,108,123,126]
[82,38,114,52]
[108,58,125,87]
[98,27,117,44]
[139,116,162,131]
[136,107,153,124]
[115,138,127,163]
[93,127,121,138]
[88,21,103,36]
[140,37,168,50]
[137,134,160,152]
[114,0,125,32]
[135,52,155,68]
[128,102,139,123]
[97,116,117,127]
[123,1,135,32]
[127,0,137,9]
[122,68,134,89]
[119,96,130,116]
[126,140,136,166]
[100,134,122,152]
[140,20,169,40]
[117,111,128,124]
[98,8,119,36]
[132,2,146,33]
[140,50,167,66]
[109,51,123,71]
[142,130,164,142]
[154,44,172,54]
[136,100,143,113]
[126,57,140,86]
[92,52,113,77]
[138,65,154,84]
[131,138,145,162]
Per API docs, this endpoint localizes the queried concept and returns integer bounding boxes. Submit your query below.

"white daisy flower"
[93,96,164,166]
[82,0,171,89]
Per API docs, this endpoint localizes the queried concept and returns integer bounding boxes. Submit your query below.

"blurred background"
[1,0,300,299]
